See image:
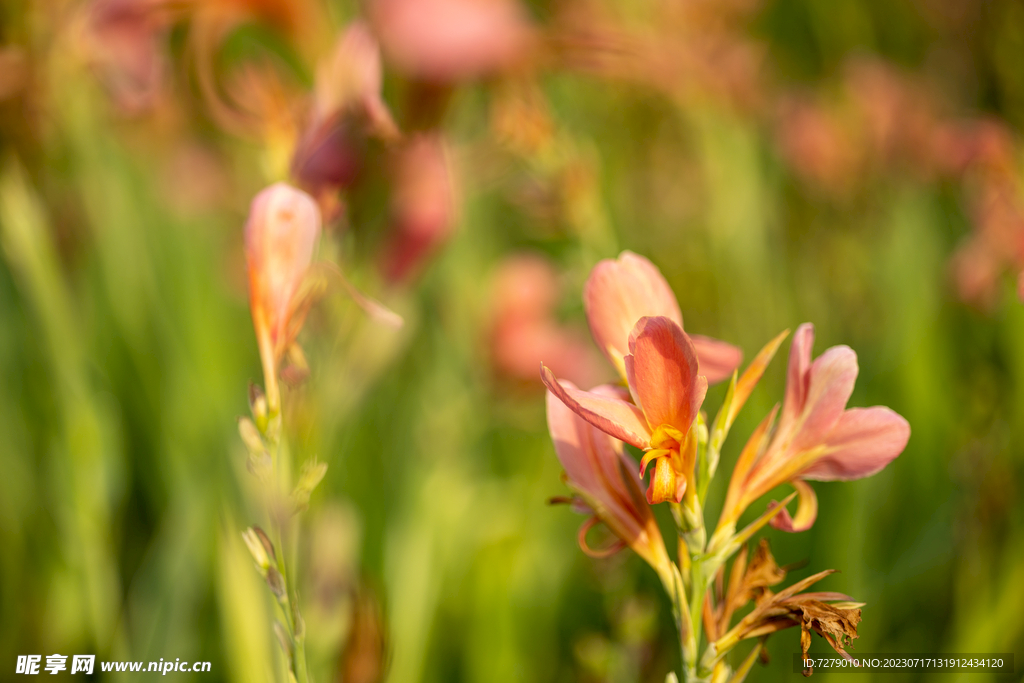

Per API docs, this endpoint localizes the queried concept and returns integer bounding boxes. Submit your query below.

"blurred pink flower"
[369,0,533,83]
[543,316,708,504]
[291,22,398,204]
[83,0,169,113]
[584,251,742,383]
[379,134,457,283]
[547,383,673,577]
[245,183,321,407]
[490,255,605,388]
[720,324,910,532]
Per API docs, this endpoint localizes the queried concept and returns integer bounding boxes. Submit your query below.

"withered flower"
[710,541,863,677]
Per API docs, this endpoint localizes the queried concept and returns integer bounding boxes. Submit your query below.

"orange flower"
[244,183,321,410]
[543,316,707,504]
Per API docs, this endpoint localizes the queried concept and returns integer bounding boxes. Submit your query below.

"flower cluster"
[542,252,910,681]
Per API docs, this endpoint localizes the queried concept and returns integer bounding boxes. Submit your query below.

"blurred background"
[1,0,1023,681]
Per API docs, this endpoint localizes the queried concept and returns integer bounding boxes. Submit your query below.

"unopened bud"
[245,183,322,372]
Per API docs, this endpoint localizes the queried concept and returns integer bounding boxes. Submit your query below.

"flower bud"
[245,183,321,406]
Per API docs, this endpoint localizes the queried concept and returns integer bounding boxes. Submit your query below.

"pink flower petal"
[789,345,858,452]
[781,323,815,427]
[583,252,683,376]
[690,333,744,384]
[547,385,668,570]
[801,407,911,481]
[541,365,651,449]
[624,316,706,433]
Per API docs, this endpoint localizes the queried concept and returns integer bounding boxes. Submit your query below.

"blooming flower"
[547,383,672,579]
[719,323,910,533]
[584,251,742,384]
[543,315,707,504]
[245,183,321,409]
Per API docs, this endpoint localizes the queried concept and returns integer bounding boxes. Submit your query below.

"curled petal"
[690,334,744,384]
[577,516,627,558]
[541,365,651,449]
[584,252,683,377]
[802,407,911,481]
[639,449,672,478]
[768,479,819,533]
[625,316,706,433]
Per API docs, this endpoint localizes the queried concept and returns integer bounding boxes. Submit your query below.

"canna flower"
[245,183,321,411]
[718,323,910,534]
[584,251,742,384]
[547,384,673,582]
[543,315,707,504]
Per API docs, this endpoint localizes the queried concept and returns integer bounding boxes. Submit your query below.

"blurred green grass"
[2,0,1024,682]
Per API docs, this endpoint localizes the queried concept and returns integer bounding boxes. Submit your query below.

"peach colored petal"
[541,365,651,449]
[789,345,858,451]
[801,407,910,481]
[690,333,744,384]
[768,479,818,532]
[625,316,706,433]
[583,252,683,375]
